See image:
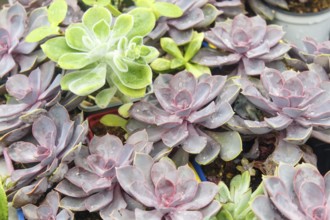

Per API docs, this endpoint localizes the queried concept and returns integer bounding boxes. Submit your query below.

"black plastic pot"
[307,138,330,175]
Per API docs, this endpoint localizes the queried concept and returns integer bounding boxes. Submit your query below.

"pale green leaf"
[113,56,128,72]
[154,2,183,18]
[151,58,171,72]
[217,181,231,203]
[135,0,154,8]
[111,14,134,39]
[118,102,133,118]
[65,24,90,51]
[41,37,78,62]
[58,52,94,69]
[127,7,155,38]
[217,210,234,220]
[108,72,146,98]
[170,58,185,69]
[48,0,68,26]
[83,0,110,6]
[0,181,8,220]
[61,64,106,96]
[206,131,242,161]
[25,26,59,42]
[100,114,127,131]
[160,37,183,58]
[95,87,117,108]
[139,46,159,63]
[93,19,111,42]
[105,4,121,17]
[184,32,204,61]
[185,62,210,78]
[83,6,112,31]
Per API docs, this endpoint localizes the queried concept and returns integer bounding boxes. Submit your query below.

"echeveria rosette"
[235,68,330,164]
[22,191,74,220]
[0,3,48,79]
[193,14,291,76]
[151,32,211,78]
[115,153,221,220]
[147,0,220,45]
[0,62,61,144]
[252,163,330,220]
[7,104,88,208]
[55,130,151,218]
[41,6,159,108]
[128,71,242,165]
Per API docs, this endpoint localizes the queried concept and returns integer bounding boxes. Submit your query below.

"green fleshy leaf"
[127,7,155,38]
[95,87,117,108]
[114,59,152,89]
[0,181,8,220]
[151,58,171,72]
[135,0,154,8]
[82,6,112,31]
[217,210,234,220]
[111,14,134,39]
[118,102,133,118]
[93,19,111,42]
[160,37,183,58]
[83,0,110,6]
[217,181,231,203]
[41,37,78,62]
[61,64,106,95]
[100,114,127,131]
[154,2,183,18]
[108,72,146,98]
[185,62,210,78]
[113,56,128,72]
[65,24,90,51]
[206,131,242,161]
[140,46,159,63]
[184,32,204,61]
[25,26,59,42]
[58,52,94,69]
[105,4,121,16]
[170,58,185,69]
[48,0,68,26]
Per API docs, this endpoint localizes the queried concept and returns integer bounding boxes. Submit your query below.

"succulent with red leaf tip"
[22,191,74,220]
[252,163,330,220]
[7,104,88,208]
[55,130,152,219]
[193,14,291,76]
[128,71,242,165]
[114,153,221,220]
[0,62,61,144]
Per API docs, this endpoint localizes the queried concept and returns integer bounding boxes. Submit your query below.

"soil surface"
[75,211,102,220]
[91,121,126,142]
[287,0,330,13]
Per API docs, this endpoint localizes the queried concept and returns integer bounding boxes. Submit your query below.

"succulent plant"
[22,191,73,220]
[211,171,263,220]
[151,32,211,77]
[41,6,159,108]
[193,14,291,76]
[0,3,48,78]
[55,130,151,218]
[252,163,330,220]
[0,180,8,220]
[230,68,330,164]
[127,71,242,165]
[7,104,88,207]
[146,0,220,45]
[209,0,245,17]
[115,153,221,220]
[0,62,61,144]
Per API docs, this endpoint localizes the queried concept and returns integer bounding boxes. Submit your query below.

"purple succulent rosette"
[55,130,152,219]
[22,191,74,220]
[193,14,291,75]
[0,62,61,144]
[252,163,330,220]
[0,3,48,79]
[229,68,330,164]
[128,71,240,165]
[114,153,220,220]
[7,104,88,208]
[148,0,220,45]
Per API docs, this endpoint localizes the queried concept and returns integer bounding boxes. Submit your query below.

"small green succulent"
[41,6,159,108]
[151,31,210,77]
[211,171,263,220]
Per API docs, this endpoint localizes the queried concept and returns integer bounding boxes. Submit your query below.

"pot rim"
[269,4,330,17]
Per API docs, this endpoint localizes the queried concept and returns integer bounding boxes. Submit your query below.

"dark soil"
[91,121,126,142]
[75,211,102,220]
[287,0,330,13]
[0,95,6,104]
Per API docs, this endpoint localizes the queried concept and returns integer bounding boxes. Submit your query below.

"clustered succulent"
[0,0,330,219]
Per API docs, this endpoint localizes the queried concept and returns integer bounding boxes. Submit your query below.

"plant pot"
[307,138,330,175]
[86,108,119,140]
[271,7,330,49]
